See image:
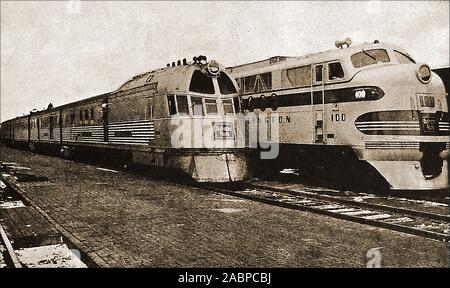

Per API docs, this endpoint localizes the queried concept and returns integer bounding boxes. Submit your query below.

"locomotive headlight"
[353,87,384,100]
[417,64,431,83]
[354,89,366,99]
[207,60,220,76]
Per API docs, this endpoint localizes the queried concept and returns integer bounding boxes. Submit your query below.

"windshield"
[218,72,237,94]
[350,49,390,68]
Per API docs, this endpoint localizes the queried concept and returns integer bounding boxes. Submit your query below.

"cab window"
[205,99,218,115]
[351,49,390,68]
[394,50,415,64]
[189,70,215,94]
[218,72,237,95]
[222,99,234,114]
[176,95,189,115]
[328,62,344,80]
[191,97,204,116]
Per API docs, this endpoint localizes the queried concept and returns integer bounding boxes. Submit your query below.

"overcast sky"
[1,1,449,121]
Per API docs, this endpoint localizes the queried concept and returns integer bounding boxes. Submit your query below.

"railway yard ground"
[0,144,449,268]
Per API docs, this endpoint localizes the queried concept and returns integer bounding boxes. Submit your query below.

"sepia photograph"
[0,0,448,280]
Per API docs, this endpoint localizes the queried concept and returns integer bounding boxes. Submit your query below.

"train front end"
[160,58,250,182]
[352,45,449,191]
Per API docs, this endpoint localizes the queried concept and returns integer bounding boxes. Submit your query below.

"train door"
[49,115,54,139]
[312,64,326,143]
[37,118,40,141]
[101,98,109,142]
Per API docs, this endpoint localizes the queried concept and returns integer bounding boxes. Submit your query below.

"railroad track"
[2,160,449,243]
[0,223,22,268]
[202,183,450,242]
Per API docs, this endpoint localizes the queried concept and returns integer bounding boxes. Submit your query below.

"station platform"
[0,145,448,267]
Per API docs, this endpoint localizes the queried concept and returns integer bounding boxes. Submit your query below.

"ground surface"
[0,145,449,267]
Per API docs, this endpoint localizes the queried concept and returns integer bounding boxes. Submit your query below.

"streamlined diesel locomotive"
[0,57,250,182]
[227,40,449,191]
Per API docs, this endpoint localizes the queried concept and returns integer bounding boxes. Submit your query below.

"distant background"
[1,1,449,121]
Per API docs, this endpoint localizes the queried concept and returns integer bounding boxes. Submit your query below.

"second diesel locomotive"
[227,40,449,191]
[1,57,250,182]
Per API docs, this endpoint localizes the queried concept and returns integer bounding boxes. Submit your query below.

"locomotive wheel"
[60,146,72,159]
[29,143,36,152]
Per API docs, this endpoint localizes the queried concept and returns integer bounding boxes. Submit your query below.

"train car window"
[167,95,177,116]
[244,75,256,93]
[84,109,89,120]
[351,49,390,68]
[285,65,311,87]
[394,50,415,64]
[79,110,83,121]
[189,70,215,94]
[191,97,204,116]
[176,95,189,115]
[222,99,234,114]
[91,108,95,120]
[70,113,75,125]
[218,72,237,94]
[328,62,344,80]
[315,65,323,82]
[259,73,272,91]
[243,73,272,93]
[205,99,218,115]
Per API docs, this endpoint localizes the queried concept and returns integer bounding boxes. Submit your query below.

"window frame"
[190,96,205,116]
[284,64,312,88]
[175,94,190,116]
[167,94,177,116]
[327,61,345,82]
[222,98,235,115]
[204,98,219,115]
[314,64,324,84]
